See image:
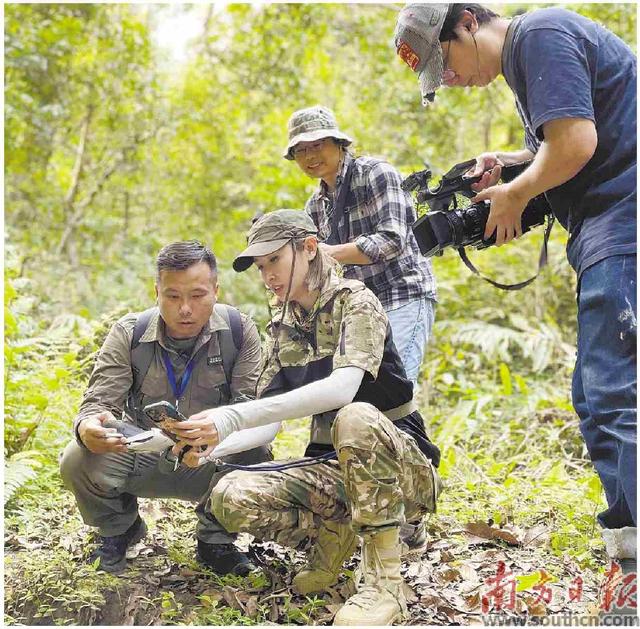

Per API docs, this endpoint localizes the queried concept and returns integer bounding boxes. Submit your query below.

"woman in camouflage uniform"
[169,209,441,626]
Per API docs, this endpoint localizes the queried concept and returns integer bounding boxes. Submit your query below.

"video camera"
[402,158,554,258]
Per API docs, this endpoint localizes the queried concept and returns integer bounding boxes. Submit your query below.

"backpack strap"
[214,304,244,397]
[327,160,356,245]
[127,307,157,418]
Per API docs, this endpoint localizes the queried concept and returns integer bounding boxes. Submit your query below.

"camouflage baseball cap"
[284,106,353,160]
[394,4,449,106]
[233,209,318,272]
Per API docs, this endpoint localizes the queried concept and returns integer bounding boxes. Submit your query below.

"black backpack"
[126,304,243,417]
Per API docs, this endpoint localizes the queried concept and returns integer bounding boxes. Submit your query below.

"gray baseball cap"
[394,3,449,106]
[283,106,353,160]
[233,210,318,272]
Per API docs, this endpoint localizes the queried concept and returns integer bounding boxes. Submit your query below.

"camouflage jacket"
[257,271,418,454]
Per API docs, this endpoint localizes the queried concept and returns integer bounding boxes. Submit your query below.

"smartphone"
[143,401,188,424]
[142,401,192,462]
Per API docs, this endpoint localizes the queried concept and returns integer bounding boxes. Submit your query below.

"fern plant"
[4,451,42,505]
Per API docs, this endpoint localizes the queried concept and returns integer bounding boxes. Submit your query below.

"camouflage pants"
[210,402,441,548]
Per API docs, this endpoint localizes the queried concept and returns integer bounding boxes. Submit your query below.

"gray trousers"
[59,440,272,543]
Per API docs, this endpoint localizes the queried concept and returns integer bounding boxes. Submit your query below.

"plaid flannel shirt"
[304,153,437,311]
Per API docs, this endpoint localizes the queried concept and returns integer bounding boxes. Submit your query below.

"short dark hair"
[440,4,500,41]
[156,240,217,280]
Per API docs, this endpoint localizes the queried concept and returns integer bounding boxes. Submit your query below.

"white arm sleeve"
[209,422,281,458]
[213,366,365,442]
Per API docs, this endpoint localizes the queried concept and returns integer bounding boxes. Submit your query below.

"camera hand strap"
[457,215,555,291]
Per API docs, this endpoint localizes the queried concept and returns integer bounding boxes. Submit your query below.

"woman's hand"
[164,408,222,449]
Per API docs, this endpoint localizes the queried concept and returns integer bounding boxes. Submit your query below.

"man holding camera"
[60,240,279,575]
[394,2,636,617]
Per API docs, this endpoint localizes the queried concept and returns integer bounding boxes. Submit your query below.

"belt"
[382,399,417,421]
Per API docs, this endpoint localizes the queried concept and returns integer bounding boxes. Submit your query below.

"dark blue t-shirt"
[502,8,637,278]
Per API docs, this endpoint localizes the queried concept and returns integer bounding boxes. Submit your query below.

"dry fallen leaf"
[401,580,419,603]
[459,562,480,583]
[222,586,245,612]
[122,585,146,626]
[269,598,279,623]
[405,562,430,579]
[434,566,461,584]
[244,595,259,618]
[200,588,224,604]
[428,549,442,563]
[523,523,550,547]
[464,591,482,611]
[522,592,548,616]
[464,521,521,546]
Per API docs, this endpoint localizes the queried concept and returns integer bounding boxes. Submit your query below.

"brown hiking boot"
[292,520,358,595]
[333,527,407,626]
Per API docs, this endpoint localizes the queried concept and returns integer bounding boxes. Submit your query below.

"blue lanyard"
[161,349,196,407]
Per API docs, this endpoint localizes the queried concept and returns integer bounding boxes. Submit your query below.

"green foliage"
[5,3,634,320]
[4,245,97,504]
[283,595,328,625]
[4,452,43,506]
[5,549,118,625]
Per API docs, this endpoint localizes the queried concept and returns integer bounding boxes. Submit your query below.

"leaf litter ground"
[5,488,604,626]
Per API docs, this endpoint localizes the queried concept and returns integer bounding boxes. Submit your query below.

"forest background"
[4,3,637,625]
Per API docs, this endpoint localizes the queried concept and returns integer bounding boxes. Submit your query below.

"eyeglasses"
[441,40,456,85]
[292,139,327,158]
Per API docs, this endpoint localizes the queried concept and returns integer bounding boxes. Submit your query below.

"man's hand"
[473,183,530,246]
[466,152,503,192]
[78,412,128,454]
[319,242,372,265]
[319,242,336,257]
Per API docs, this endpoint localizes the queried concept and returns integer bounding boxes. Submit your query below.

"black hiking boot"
[400,518,428,556]
[197,540,257,576]
[89,516,147,574]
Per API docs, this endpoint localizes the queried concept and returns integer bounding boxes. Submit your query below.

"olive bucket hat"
[233,210,318,272]
[283,106,354,160]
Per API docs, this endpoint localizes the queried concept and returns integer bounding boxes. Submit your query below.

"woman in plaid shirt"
[284,105,437,386]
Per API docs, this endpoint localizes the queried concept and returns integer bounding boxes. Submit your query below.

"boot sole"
[333,610,404,626]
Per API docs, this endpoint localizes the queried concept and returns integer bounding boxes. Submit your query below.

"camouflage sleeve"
[73,316,136,445]
[230,313,262,400]
[332,287,388,379]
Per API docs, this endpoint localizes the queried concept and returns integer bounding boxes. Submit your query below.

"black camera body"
[402,158,553,257]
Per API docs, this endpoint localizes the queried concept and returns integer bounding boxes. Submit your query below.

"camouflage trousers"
[210,402,441,548]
